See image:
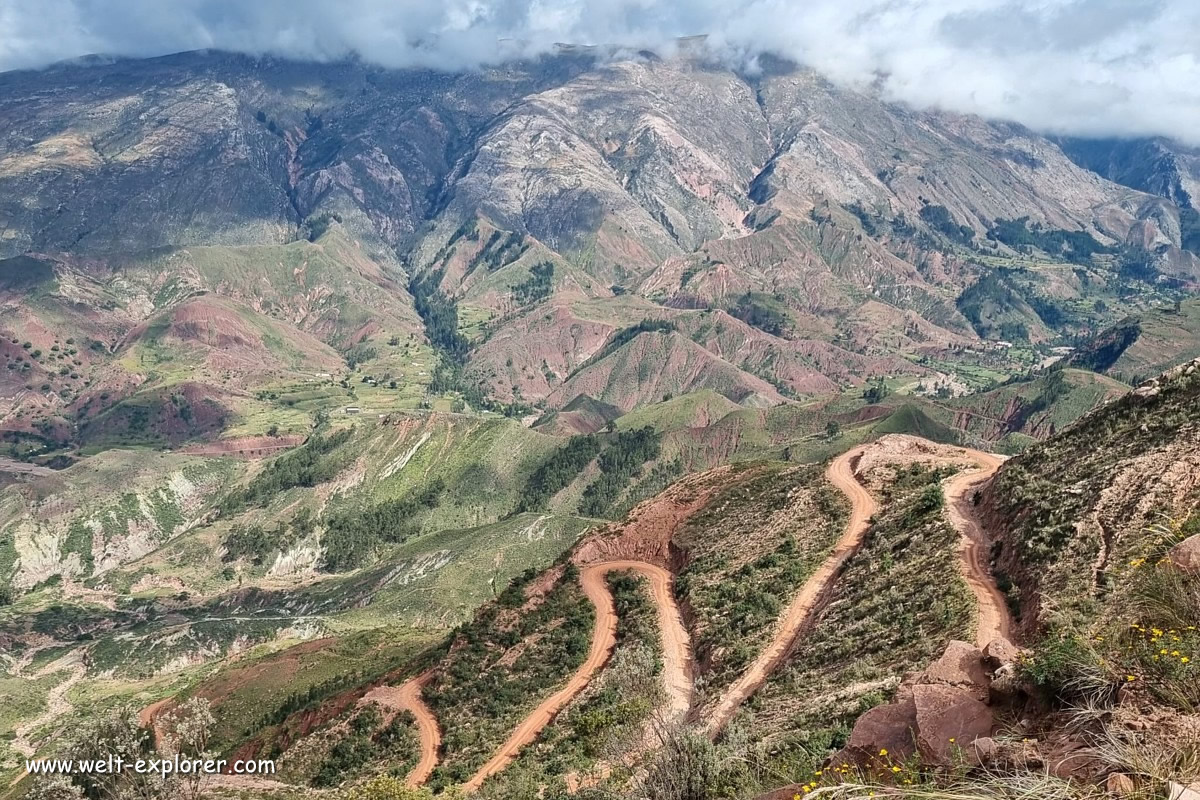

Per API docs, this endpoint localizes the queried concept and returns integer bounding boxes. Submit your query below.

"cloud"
[2,0,1198,145]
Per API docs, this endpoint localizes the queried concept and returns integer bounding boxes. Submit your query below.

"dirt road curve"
[943,449,1011,647]
[704,445,876,737]
[394,672,441,786]
[462,561,691,794]
[364,671,441,786]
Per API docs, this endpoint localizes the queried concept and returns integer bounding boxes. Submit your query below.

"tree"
[159,698,216,800]
[863,378,890,404]
[825,420,841,440]
[51,706,164,800]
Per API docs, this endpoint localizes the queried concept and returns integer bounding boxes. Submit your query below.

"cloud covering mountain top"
[2,0,1198,145]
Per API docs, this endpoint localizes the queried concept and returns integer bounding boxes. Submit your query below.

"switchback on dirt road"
[704,440,1011,736]
[703,444,876,736]
[943,450,1011,646]
[360,671,441,787]
[462,560,692,793]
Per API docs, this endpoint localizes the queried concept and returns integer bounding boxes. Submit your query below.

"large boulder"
[919,640,991,701]
[1169,534,1200,574]
[847,688,919,758]
[983,637,1020,668]
[912,684,994,767]
[830,688,919,771]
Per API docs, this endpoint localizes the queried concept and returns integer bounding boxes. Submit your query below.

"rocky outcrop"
[1168,534,1200,574]
[830,638,1023,773]
[918,640,993,702]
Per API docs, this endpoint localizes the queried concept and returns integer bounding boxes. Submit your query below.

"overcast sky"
[2,0,1198,145]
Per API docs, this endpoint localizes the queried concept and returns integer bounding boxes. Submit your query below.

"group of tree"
[1117,245,1159,283]
[320,480,445,571]
[578,427,662,517]
[310,705,417,787]
[409,269,469,363]
[223,508,315,566]
[598,319,678,361]
[920,203,975,246]
[469,229,527,272]
[512,262,554,305]
[515,426,662,517]
[516,435,603,512]
[221,428,353,512]
[729,293,789,337]
[862,377,890,404]
[256,671,368,730]
[428,361,531,417]
[987,216,1110,265]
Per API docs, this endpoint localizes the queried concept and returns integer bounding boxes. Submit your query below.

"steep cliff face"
[979,358,1200,632]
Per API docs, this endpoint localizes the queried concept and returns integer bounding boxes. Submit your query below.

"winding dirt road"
[704,444,876,737]
[461,561,691,793]
[704,441,1011,736]
[360,671,441,787]
[113,439,1010,797]
[943,449,1011,647]
[397,672,442,787]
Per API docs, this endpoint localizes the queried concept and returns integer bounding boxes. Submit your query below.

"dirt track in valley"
[703,444,876,737]
[942,449,1011,646]
[461,560,692,793]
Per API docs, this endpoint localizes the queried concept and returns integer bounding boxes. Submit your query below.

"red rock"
[1107,773,1136,797]
[983,637,1020,668]
[912,684,993,766]
[1046,739,1106,780]
[921,640,991,701]
[845,687,919,763]
[1169,534,1200,574]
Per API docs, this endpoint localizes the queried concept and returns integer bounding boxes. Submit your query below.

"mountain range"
[1,46,1199,800]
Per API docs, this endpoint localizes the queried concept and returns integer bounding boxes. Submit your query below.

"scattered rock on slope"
[1169,534,1200,573]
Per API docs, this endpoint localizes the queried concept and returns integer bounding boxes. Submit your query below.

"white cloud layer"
[2,0,1198,144]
